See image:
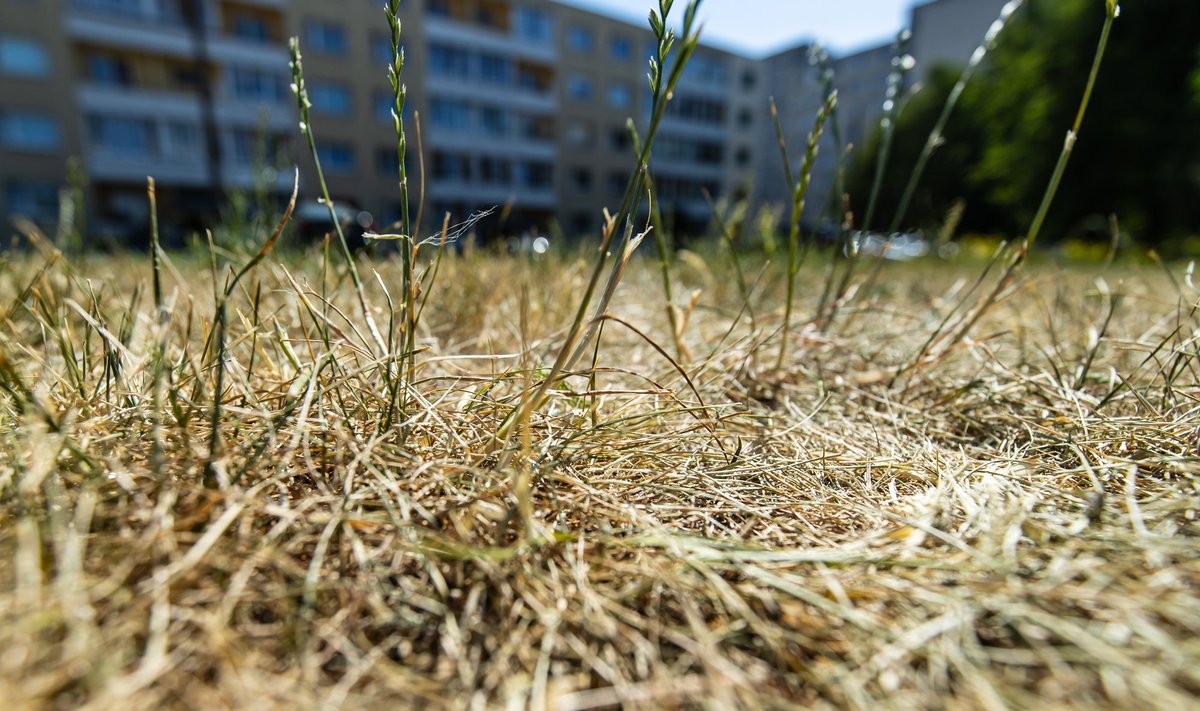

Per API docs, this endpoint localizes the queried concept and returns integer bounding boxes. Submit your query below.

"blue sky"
[555,0,913,56]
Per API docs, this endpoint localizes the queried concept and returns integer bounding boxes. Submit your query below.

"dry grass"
[0,238,1198,710]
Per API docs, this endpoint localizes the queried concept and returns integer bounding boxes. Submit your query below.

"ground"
[0,240,1197,709]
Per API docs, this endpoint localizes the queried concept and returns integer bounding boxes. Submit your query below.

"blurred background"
[0,0,1195,253]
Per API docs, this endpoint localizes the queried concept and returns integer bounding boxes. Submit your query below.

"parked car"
[846,230,929,261]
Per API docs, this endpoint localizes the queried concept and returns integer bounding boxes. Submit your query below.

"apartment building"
[550,2,764,238]
[0,0,1011,244]
[415,0,559,236]
[0,0,755,243]
[1,0,80,233]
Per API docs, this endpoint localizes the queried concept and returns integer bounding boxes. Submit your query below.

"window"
[658,135,723,165]
[151,0,186,23]
[303,20,347,56]
[689,55,727,85]
[231,13,270,42]
[564,121,593,149]
[607,171,627,197]
[737,108,753,129]
[478,53,510,84]
[607,83,631,110]
[427,0,451,17]
[166,120,201,156]
[370,33,393,65]
[566,74,592,101]
[0,36,50,77]
[515,7,551,44]
[567,26,592,53]
[609,36,632,62]
[568,167,593,194]
[87,53,132,87]
[231,128,283,166]
[697,141,724,165]
[518,161,553,189]
[517,66,549,93]
[87,114,156,156]
[479,156,512,185]
[316,142,355,174]
[430,98,470,131]
[479,106,508,137]
[231,129,256,165]
[667,95,726,125]
[373,91,394,122]
[75,0,141,16]
[432,150,471,181]
[308,81,352,115]
[230,66,286,103]
[735,146,751,167]
[376,147,400,176]
[5,181,60,221]
[608,127,630,152]
[476,5,503,29]
[655,174,718,202]
[0,112,61,151]
[430,44,469,78]
[517,115,553,141]
[740,69,757,90]
[170,64,202,90]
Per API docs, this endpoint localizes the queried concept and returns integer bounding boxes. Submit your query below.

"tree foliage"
[849,0,1200,246]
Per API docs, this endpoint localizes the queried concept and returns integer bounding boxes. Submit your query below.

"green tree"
[851,0,1200,246]
[845,65,994,235]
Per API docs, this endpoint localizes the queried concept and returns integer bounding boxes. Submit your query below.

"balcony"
[424,15,557,64]
[66,0,286,68]
[77,83,203,120]
[425,131,556,160]
[649,156,727,179]
[66,1,195,58]
[656,115,729,140]
[426,81,556,115]
[87,150,212,185]
[206,35,287,68]
[427,180,556,210]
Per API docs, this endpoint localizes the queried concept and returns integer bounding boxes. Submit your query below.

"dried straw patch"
[0,250,1197,709]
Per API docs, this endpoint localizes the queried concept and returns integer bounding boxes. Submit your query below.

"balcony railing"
[424,15,557,64]
[70,0,187,28]
[67,0,287,66]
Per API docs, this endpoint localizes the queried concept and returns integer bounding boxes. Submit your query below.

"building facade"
[0,0,1010,245]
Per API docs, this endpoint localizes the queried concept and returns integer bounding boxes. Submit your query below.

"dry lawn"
[0,240,1197,709]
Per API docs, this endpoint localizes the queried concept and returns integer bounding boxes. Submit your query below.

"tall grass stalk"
[495,0,703,447]
[776,91,837,371]
[860,30,913,235]
[204,174,297,487]
[935,0,1120,354]
[1024,0,1119,248]
[381,0,415,433]
[887,1,1024,234]
[288,39,386,356]
[704,190,755,333]
[147,178,168,475]
[844,0,1022,333]
[643,154,690,362]
[807,44,850,236]
[818,34,913,331]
